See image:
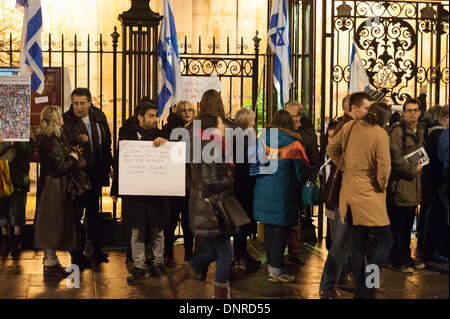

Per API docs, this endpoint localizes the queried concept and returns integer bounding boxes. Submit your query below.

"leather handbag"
[325,121,357,209]
[302,181,320,206]
[207,195,251,234]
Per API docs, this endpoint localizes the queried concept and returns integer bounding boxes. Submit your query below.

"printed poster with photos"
[0,75,31,142]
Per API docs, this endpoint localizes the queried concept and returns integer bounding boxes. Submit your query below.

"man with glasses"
[387,99,426,273]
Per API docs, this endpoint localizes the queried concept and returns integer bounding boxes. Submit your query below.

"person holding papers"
[111,101,170,285]
[387,98,426,273]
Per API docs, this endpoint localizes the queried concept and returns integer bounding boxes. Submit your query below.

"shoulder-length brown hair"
[198,89,225,118]
[272,109,296,132]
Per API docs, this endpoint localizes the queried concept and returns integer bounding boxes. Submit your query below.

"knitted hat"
[367,89,386,102]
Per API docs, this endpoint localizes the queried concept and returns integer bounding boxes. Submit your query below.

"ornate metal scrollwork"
[354,16,417,103]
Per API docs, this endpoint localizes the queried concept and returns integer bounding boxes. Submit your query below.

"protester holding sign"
[111,101,170,284]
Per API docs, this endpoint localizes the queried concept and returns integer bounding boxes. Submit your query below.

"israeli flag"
[268,0,292,108]
[16,0,44,94]
[157,0,183,120]
[348,38,371,93]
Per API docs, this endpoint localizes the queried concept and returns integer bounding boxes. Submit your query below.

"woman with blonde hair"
[34,105,86,277]
[232,108,261,272]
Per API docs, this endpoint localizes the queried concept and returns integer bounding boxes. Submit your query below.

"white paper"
[391,104,403,113]
[118,140,186,196]
[180,75,224,102]
[35,96,49,104]
[404,147,429,167]
[0,75,31,142]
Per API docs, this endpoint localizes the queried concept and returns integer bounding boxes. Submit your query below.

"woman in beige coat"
[327,102,393,299]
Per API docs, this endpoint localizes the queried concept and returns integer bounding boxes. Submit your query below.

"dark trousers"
[70,187,103,258]
[388,205,416,266]
[423,184,449,259]
[348,210,393,294]
[233,232,247,260]
[164,196,194,260]
[287,210,301,256]
[264,224,289,273]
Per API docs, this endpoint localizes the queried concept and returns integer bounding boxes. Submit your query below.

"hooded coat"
[253,126,310,227]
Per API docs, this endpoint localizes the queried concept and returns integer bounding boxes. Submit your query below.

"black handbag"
[207,195,251,234]
[67,169,91,200]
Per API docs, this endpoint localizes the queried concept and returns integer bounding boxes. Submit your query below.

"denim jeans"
[319,209,351,291]
[189,235,232,284]
[348,210,393,292]
[264,224,289,275]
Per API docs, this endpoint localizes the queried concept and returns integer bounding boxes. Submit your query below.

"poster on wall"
[0,75,31,142]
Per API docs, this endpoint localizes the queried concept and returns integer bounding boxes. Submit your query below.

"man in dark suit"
[63,88,113,267]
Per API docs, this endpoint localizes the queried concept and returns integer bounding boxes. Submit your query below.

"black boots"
[10,234,21,259]
[1,235,11,258]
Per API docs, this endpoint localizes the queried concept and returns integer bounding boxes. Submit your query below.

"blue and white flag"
[16,0,44,94]
[268,0,292,109]
[157,0,182,120]
[348,38,371,93]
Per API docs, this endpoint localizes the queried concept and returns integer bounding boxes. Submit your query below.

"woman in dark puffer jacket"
[161,113,235,299]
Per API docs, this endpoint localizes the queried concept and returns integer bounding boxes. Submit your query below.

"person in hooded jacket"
[161,100,195,265]
[253,110,310,283]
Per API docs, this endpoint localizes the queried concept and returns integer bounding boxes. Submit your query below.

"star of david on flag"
[268,0,292,108]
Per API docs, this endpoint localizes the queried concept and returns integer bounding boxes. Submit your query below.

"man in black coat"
[421,105,449,263]
[63,88,113,267]
[111,101,170,284]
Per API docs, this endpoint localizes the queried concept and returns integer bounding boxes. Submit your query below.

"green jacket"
[0,142,35,192]
[388,121,424,207]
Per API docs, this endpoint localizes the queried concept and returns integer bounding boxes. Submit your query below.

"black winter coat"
[189,137,235,238]
[296,116,320,181]
[63,105,113,188]
[111,124,170,238]
[233,135,256,236]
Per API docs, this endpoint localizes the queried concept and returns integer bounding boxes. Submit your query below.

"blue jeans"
[320,209,351,292]
[189,235,232,284]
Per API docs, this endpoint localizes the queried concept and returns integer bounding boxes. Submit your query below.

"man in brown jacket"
[388,99,426,273]
[319,92,373,299]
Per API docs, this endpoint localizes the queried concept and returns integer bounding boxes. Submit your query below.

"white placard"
[118,140,186,196]
[34,96,49,104]
[180,75,224,102]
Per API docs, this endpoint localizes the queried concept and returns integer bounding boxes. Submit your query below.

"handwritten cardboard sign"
[118,140,186,196]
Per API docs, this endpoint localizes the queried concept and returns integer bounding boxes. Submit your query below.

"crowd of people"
[0,86,448,299]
